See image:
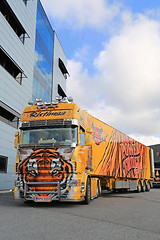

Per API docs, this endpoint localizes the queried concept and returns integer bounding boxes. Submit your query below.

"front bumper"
[14,180,85,202]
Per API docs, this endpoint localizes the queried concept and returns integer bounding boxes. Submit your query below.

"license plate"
[35,196,51,202]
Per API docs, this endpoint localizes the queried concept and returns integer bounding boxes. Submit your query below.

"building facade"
[0,0,68,190]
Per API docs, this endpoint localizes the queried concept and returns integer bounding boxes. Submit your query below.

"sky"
[40,0,160,146]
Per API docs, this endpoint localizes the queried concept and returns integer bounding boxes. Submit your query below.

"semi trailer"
[14,97,154,203]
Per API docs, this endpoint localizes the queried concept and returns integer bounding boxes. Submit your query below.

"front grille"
[24,181,61,201]
[21,119,72,128]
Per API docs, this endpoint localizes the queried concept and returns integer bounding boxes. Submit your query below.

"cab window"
[80,127,85,145]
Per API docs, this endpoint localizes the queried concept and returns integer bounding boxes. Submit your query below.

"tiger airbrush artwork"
[17,148,75,201]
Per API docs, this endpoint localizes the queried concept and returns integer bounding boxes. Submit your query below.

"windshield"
[20,126,78,147]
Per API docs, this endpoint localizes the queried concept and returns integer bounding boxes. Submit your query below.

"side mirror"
[14,131,19,148]
[85,128,93,145]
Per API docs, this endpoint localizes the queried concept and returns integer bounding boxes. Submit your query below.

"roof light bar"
[37,102,43,106]
[52,100,59,105]
[68,96,73,102]
[28,100,33,106]
[44,101,51,106]
[61,97,68,103]
[35,98,43,106]
[34,96,74,108]
[56,96,62,101]
[36,98,42,102]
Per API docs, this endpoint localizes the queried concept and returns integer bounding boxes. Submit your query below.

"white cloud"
[129,134,160,146]
[95,15,160,109]
[40,0,120,29]
[66,60,98,107]
[67,14,160,145]
[74,45,90,62]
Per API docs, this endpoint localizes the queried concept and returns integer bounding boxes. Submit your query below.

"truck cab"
[14,98,93,203]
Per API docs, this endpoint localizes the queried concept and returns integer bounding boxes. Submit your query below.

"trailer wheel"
[84,178,91,204]
[142,181,146,192]
[146,181,151,192]
[137,181,142,193]
[97,180,101,197]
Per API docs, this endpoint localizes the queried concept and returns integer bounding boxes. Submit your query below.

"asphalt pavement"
[0,189,160,240]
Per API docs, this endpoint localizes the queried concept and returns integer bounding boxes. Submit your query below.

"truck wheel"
[146,181,151,191]
[97,180,101,197]
[84,178,91,204]
[142,181,146,192]
[137,181,142,193]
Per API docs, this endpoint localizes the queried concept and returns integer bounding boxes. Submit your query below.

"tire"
[84,178,91,204]
[142,181,146,192]
[146,181,151,192]
[97,180,101,197]
[136,181,142,193]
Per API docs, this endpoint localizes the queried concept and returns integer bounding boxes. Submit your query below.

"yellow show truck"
[14,97,154,203]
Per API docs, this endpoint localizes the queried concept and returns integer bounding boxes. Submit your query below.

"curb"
[0,189,13,194]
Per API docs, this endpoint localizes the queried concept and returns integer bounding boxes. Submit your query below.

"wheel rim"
[142,181,146,192]
[147,181,150,191]
[137,181,141,192]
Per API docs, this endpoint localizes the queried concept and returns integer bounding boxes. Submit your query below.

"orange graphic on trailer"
[92,122,107,145]
[94,130,148,179]
[120,140,142,178]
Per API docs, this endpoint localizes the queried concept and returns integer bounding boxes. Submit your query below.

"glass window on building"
[23,0,27,5]
[0,155,8,173]
[32,0,54,103]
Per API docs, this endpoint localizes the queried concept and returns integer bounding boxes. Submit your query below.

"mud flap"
[14,187,20,200]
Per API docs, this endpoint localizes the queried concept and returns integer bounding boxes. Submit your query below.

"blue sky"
[41,0,160,146]
[122,0,160,13]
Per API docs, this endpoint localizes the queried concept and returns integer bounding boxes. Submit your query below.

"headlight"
[69,180,81,187]
[15,180,23,188]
